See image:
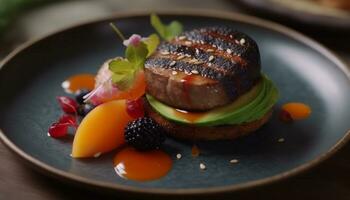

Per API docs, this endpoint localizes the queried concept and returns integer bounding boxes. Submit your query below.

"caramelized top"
[145,26,261,99]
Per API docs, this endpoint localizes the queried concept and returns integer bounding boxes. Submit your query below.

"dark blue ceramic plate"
[1,11,350,197]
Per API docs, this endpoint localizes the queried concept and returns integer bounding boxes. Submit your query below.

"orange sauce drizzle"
[173,109,205,123]
[191,144,200,157]
[62,74,95,93]
[281,102,311,120]
[113,147,172,181]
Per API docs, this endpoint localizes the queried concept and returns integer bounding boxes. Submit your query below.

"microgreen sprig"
[107,23,160,90]
[150,13,183,41]
[107,14,182,91]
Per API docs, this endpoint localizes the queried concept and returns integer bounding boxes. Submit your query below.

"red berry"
[48,123,68,138]
[126,98,144,118]
[57,96,78,114]
[59,115,77,128]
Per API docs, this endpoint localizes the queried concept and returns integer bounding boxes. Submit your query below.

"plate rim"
[236,0,350,30]
[1,9,350,196]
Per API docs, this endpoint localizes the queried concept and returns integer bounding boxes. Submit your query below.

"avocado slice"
[146,74,279,126]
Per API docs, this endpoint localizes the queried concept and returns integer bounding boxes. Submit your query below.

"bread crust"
[144,99,273,141]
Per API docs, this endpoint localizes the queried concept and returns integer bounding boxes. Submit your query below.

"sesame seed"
[230,159,239,164]
[208,55,215,62]
[235,39,239,44]
[161,51,170,55]
[93,152,101,158]
[278,138,285,143]
[176,153,182,159]
[172,71,178,75]
[200,40,205,44]
[229,35,233,38]
[191,70,199,74]
[195,49,200,55]
[177,55,185,60]
[47,133,50,137]
[240,38,246,45]
[185,41,192,45]
[178,36,186,40]
[212,44,216,48]
[226,49,232,54]
[200,163,206,170]
[206,49,214,52]
[184,71,192,75]
[208,63,212,67]
[169,61,176,67]
[185,54,191,58]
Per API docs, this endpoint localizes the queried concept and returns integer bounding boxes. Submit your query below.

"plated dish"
[48,14,282,181]
[1,11,350,197]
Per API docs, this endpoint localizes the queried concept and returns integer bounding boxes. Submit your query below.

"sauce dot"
[113,147,172,181]
[191,144,200,157]
[281,102,311,120]
[62,74,95,94]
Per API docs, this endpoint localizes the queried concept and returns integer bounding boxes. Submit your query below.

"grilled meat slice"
[145,26,261,111]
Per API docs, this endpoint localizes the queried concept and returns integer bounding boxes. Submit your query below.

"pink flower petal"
[123,34,142,47]
[83,59,122,105]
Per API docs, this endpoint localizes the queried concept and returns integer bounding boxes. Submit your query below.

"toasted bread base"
[144,100,273,141]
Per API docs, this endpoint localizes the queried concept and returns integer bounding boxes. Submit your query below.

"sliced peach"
[72,100,133,158]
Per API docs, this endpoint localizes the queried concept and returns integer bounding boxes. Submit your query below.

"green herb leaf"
[166,21,183,39]
[109,59,135,73]
[150,14,166,38]
[125,42,148,69]
[150,13,183,41]
[108,58,136,90]
[111,72,135,90]
[144,34,160,57]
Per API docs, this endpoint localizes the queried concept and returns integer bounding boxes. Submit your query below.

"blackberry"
[78,103,95,116]
[125,117,166,151]
[75,89,91,105]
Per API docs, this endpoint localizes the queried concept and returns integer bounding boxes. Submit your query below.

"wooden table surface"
[1,1,350,199]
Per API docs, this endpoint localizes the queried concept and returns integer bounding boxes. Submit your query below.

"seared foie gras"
[145,26,261,111]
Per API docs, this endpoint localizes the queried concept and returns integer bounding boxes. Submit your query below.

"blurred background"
[1,0,350,63]
[1,0,350,199]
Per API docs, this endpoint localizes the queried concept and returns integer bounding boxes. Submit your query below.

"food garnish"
[45,14,306,181]
[229,159,239,164]
[71,100,134,158]
[150,13,183,41]
[75,89,91,104]
[61,74,95,94]
[124,117,166,151]
[83,14,181,105]
[126,98,145,119]
[113,147,172,181]
[280,102,311,122]
[56,96,78,114]
[199,163,206,170]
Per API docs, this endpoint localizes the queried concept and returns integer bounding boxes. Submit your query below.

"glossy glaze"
[113,147,172,181]
[61,74,95,93]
